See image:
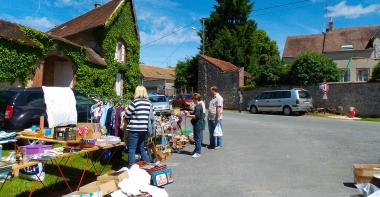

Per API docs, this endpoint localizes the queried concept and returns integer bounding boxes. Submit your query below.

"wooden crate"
[354,164,380,183]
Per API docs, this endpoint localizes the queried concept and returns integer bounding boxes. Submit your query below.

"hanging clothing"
[113,106,124,137]
[105,107,114,135]
[100,104,112,129]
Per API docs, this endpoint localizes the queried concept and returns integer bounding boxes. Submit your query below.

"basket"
[80,139,96,148]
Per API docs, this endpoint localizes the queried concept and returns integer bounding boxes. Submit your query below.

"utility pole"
[201,18,205,55]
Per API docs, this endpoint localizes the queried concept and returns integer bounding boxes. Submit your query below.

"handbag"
[213,123,223,137]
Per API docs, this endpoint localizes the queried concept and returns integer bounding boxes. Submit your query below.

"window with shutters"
[114,41,126,63]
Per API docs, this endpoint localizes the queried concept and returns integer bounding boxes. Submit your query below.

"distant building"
[140,64,176,96]
[197,55,249,109]
[283,19,380,82]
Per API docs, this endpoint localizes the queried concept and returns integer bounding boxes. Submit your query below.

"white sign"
[319,82,329,100]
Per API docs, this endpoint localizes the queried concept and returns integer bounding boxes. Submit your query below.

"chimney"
[94,3,101,8]
[328,17,334,32]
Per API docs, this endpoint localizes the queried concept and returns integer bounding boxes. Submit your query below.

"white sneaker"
[214,146,222,150]
[192,153,201,158]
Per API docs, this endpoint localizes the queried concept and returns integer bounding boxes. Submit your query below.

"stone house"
[283,20,380,82]
[0,0,140,97]
[198,55,249,109]
[139,64,176,96]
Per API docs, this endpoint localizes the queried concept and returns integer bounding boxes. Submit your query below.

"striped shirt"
[125,98,152,132]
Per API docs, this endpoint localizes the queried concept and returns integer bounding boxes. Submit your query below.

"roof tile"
[283,25,380,58]
[47,0,123,38]
[199,55,240,72]
[140,64,175,80]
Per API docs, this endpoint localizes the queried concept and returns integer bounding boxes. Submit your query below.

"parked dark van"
[0,87,95,131]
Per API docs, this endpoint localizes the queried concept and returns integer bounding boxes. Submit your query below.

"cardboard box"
[79,180,118,196]
[354,164,380,183]
[97,170,129,182]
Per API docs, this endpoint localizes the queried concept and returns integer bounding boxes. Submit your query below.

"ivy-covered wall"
[0,38,40,84]
[0,0,140,99]
[101,0,140,99]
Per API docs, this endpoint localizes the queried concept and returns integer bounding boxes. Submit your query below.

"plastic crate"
[21,144,52,155]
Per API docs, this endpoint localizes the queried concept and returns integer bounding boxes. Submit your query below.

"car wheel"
[283,106,292,116]
[250,105,259,114]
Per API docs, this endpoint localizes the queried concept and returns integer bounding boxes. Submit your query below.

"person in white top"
[208,86,224,149]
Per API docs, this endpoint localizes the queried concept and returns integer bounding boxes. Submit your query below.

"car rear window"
[150,96,167,103]
[0,91,16,105]
[298,91,311,99]
[27,93,45,107]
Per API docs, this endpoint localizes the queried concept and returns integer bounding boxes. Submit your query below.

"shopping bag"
[213,123,223,137]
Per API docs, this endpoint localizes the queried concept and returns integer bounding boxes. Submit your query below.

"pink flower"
[77,127,89,136]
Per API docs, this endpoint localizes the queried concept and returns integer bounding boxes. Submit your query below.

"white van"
[247,89,313,115]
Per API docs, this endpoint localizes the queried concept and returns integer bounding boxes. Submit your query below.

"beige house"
[139,64,176,96]
[283,20,380,82]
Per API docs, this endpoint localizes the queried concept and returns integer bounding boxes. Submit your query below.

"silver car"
[149,95,171,116]
[247,89,313,115]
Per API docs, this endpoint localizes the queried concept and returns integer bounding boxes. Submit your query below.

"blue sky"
[1,0,380,67]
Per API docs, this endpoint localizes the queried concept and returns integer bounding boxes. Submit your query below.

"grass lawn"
[307,112,380,123]
[306,111,338,118]
[1,145,128,196]
[360,117,380,122]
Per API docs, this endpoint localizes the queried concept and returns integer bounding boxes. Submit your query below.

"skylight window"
[341,44,353,50]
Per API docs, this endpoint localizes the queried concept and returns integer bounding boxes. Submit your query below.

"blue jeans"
[128,131,149,165]
[208,119,223,147]
[193,120,204,154]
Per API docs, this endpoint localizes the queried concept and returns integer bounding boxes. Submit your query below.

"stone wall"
[240,82,380,117]
[198,59,240,109]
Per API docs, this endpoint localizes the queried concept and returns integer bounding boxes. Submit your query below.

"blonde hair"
[134,86,148,99]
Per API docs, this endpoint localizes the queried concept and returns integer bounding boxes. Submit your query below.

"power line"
[161,41,187,66]
[253,0,310,12]
[252,3,313,17]
[141,20,199,48]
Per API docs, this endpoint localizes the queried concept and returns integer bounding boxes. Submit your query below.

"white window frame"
[340,68,350,82]
[114,42,126,63]
[356,68,370,82]
[115,73,123,96]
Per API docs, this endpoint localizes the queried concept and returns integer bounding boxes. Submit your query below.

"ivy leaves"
[0,1,140,100]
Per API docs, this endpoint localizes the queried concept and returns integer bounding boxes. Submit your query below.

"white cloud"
[8,16,55,30]
[137,0,179,10]
[326,1,380,19]
[54,0,83,7]
[138,11,199,46]
[52,0,107,9]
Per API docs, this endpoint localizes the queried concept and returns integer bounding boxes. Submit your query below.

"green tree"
[203,0,257,73]
[202,0,283,86]
[289,51,340,86]
[175,57,198,91]
[251,29,283,85]
[371,62,380,82]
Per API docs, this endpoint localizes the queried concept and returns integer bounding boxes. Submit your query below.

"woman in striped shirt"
[125,86,152,165]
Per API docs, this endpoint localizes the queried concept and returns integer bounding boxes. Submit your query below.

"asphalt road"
[164,111,380,197]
